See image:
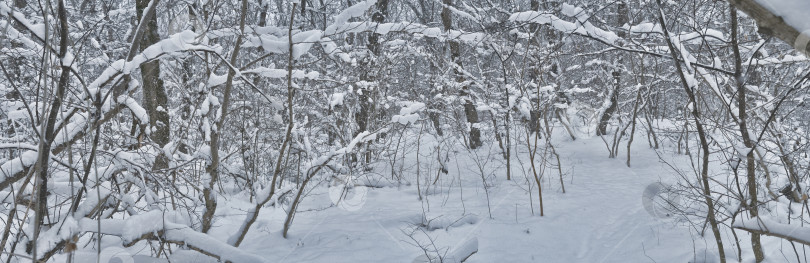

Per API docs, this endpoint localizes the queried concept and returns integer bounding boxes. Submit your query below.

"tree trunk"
[31,1,70,258]
[136,0,170,170]
[201,0,248,234]
[442,0,480,149]
[353,0,388,162]
[597,72,620,136]
[526,0,541,135]
[656,2,727,262]
[599,1,627,136]
[730,8,765,262]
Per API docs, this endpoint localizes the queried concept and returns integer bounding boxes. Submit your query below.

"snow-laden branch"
[0,151,38,183]
[236,0,486,66]
[126,0,159,60]
[242,21,487,66]
[240,67,320,81]
[74,210,266,263]
[0,30,224,188]
[734,216,810,246]
[391,101,425,125]
[0,2,56,52]
[118,95,150,128]
[87,30,218,94]
[324,0,378,36]
[726,0,810,56]
[507,3,739,76]
[509,5,619,45]
[0,2,85,77]
[325,21,488,45]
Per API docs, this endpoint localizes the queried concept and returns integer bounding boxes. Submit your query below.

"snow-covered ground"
[221,136,697,262]
[68,133,797,263]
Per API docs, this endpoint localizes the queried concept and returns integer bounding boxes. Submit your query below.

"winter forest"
[2,0,810,262]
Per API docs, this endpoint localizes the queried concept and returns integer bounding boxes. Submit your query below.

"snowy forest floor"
[72,133,795,263]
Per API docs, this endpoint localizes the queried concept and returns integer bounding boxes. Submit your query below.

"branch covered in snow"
[734,216,810,246]
[726,0,810,56]
[77,211,267,263]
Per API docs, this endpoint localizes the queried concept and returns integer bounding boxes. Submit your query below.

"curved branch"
[726,0,809,56]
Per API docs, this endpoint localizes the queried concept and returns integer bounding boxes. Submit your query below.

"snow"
[76,211,265,263]
[51,111,89,150]
[23,124,798,263]
[244,0,487,63]
[0,13,48,55]
[0,3,45,41]
[412,237,477,263]
[195,144,212,163]
[750,54,808,65]
[435,0,478,22]
[213,135,719,262]
[36,217,80,256]
[325,21,487,46]
[0,143,37,151]
[734,215,810,245]
[6,1,809,263]
[74,181,113,218]
[391,101,425,125]
[292,30,323,59]
[681,28,726,42]
[509,7,619,45]
[324,0,378,36]
[122,210,187,242]
[6,109,28,120]
[250,30,325,59]
[329,92,345,110]
[320,37,352,63]
[107,8,135,18]
[243,67,320,80]
[337,131,377,155]
[560,4,586,20]
[684,71,699,88]
[119,95,150,126]
[623,22,661,34]
[755,0,810,35]
[208,73,228,87]
[163,222,267,263]
[0,151,37,182]
[61,52,75,67]
[87,30,216,92]
[391,114,420,125]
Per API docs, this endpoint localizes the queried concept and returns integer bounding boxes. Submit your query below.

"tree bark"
[725,0,810,56]
[442,0,481,149]
[201,0,248,234]
[599,2,627,136]
[656,1,726,262]
[31,0,70,258]
[597,72,620,136]
[730,8,765,262]
[135,0,170,170]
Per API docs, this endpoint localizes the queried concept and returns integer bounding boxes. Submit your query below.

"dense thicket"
[1,0,809,262]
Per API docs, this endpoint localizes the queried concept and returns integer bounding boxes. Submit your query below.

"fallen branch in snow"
[72,212,266,263]
[122,227,266,263]
[412,237,478,263]
[447,237,478,263]
[733,216,810,246]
